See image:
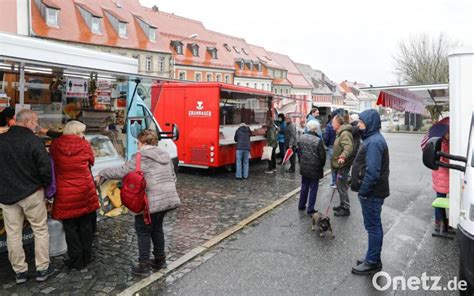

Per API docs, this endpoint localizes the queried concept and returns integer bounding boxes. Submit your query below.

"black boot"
[351,261,382,275]
[151,256,167,270]
[334,208,350,217]
[132,261,151,277]
[333,205,343,211]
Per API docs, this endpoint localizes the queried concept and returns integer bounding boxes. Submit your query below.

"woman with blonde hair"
[98,130,181,276]
[50,120,99,269]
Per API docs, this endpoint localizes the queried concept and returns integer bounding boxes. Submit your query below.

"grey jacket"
[99,146,181,214]
[284,122,297,148]
[297,133,326,180]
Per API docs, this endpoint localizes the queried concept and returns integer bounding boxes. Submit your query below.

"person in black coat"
[234,123,252,179]
[297,120,326,214]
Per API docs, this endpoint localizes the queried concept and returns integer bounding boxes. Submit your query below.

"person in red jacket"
[50,120,99,270]
[432,131,450,233]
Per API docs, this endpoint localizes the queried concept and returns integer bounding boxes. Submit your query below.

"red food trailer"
[152,83,274,169]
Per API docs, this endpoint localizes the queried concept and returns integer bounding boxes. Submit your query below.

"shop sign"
[188,101,212,117]
[66,78,88,98]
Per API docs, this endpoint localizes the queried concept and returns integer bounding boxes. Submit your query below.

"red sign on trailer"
[152,83,274,169]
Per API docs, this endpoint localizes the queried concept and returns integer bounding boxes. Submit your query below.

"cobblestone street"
[0,159,309,295]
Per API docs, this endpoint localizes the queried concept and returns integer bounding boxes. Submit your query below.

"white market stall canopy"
[360,83,449,114]
[0,32,138,74]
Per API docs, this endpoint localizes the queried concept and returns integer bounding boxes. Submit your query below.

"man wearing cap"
[350,109,390,275]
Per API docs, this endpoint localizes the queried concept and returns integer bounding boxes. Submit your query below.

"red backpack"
[121,152,151,224]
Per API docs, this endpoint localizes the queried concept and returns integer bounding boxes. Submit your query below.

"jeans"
[328,146,336,185]
[435,192,447,223]
[299,177,320,214]
[135,211,167,262]
[63,211,95,269]
[1,189,49,273]
[267,147,276,170]
[336,167,350,210]
[236,150,250,179]
[359,196,384,264]
[278,142,286,160]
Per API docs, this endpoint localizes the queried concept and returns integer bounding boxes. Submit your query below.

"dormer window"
[207,47,218,59]
[256,63,262,72]
[233,46,240,54]
[134,14,157,42]
[46,8,58,26]
[188,44,199,57]
[242,48,249,55]
[76,3,102,34]
[171,41,184,55]
[223,44,231,52]
[118,22,127,37]
[91,17,101,34]
[244,60,253,71]
[236,59,244,70]
[149,28,156,41]
[35,0,61,27]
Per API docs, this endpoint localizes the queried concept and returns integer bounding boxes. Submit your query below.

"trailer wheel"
[224,165,233,172]
[459,257,474,295]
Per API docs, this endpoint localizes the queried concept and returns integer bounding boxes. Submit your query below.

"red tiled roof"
[42,0,61,10]
[102,7,128,23]
[268,51,312,89]
[0,1,17,33]
[208,31,271,78]
[273,78,292,86]
[75,2,102,17]
[248,44,284,70]
[31,0,170,53]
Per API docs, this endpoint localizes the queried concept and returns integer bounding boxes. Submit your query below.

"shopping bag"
[261,146,273,160]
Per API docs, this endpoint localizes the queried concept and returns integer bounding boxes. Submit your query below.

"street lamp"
[171,33,198,79]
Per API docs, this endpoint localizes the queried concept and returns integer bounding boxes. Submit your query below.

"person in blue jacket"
[350,109,390,275]
[277,113,286,164]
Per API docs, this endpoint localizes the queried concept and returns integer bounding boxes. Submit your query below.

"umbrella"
[421,117,449,150]
[281,147,294,165]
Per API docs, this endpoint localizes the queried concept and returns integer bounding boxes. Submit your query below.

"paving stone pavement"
[0,159,315,295]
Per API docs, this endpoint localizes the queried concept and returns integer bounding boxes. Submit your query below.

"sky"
[139,0,474,86]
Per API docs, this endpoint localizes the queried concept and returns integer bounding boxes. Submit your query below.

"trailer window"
[219,93,272,126]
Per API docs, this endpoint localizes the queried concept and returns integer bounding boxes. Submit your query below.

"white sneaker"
[330,184,337,189]
[265,170,274,174]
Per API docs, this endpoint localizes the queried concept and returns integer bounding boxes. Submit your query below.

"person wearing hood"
[350,109,390,275]
[234,122,253,179]
[331,114,355,217]
[98,130,181,276]
[50,120,99,270]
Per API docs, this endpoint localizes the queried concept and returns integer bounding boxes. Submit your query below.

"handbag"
[45,157,56,200]
[120,152,151,224]
[261,146,273,160]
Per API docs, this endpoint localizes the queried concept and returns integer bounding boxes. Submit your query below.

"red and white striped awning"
[376,89,425,114]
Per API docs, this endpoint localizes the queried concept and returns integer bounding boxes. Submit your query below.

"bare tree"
[393,33,458,84]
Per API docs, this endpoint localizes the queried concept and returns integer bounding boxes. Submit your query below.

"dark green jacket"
[331,124,354,170]
[266,125,277,148]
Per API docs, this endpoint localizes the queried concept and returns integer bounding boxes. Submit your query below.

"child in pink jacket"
[432,134,449,232]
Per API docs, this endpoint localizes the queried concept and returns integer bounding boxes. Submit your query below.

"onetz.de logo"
[372,272,468,292]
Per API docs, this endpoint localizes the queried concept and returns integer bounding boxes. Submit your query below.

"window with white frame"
[216,74,222,82]
[236,82,241,86]
[91,17,101,34]
[225,75,230,84]
[158,56,165,72]
[246,82,249,87]
[118,22,127,37]
[191,44,199,57]
[206,73,212,82]
[178,71,186,80]
[46,8,58,27]
[254,83,257,89]
[286,89,289,94]
[149,28,156,41]
[195,73,202,82]
[146,56,152,72]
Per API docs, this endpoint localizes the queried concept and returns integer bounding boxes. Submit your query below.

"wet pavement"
[137,133,460,296]
[0,155,309,295]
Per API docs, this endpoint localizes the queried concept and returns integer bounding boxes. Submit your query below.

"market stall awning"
[360,83,449,114]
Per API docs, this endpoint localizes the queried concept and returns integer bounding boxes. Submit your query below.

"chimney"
[152,5,159,12]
